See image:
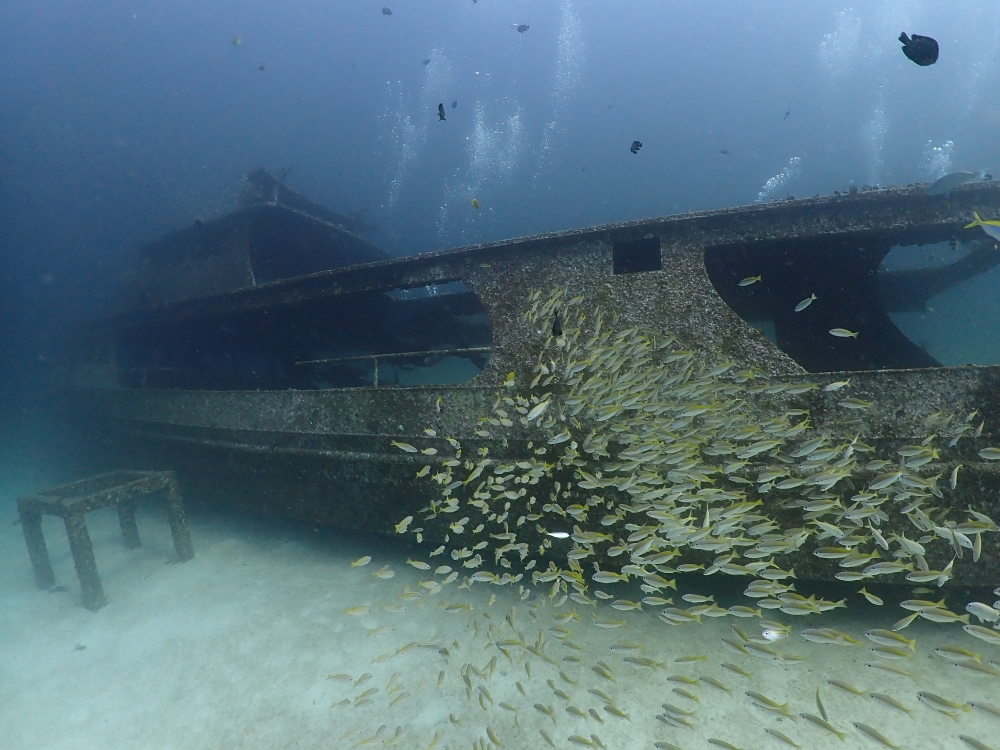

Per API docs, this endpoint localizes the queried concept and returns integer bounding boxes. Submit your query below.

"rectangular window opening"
[613,237,662,274]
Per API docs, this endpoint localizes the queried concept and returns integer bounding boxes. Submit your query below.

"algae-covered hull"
[68,180,1000,587]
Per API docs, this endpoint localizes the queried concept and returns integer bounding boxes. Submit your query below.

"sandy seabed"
[2,488,999,750]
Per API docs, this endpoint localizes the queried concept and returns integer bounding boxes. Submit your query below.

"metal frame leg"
[117,500,141,549]
[64,513,106,611]
[18,505,55,590]
[164,480,194,563]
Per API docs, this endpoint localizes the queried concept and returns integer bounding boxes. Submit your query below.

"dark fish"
[720,149,729,155]
[422,59,431,65]
[438,103,446,121]
[783,110,791,120]
[382,7,392,16]
[926,170,989,195]
[452,101,458,109]
[516,24,529,33]
[630,140,642,154]
[258,64,265,71]
[194,219,204,231]
[899,32,938,66]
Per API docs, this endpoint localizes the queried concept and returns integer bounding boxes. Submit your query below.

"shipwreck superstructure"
[66,172,1000,587]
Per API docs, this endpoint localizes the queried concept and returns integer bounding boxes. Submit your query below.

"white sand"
[2,484,999,750]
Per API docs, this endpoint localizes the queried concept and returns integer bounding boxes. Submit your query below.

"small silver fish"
[959,736,996,750]
[969,700,1000,718]
[827,679,865,695]
[794,293,817,312]
[765,728,801,749]
[829,328,859,338]
[868,692,914,717]
[800,713,846,741]
[707,740,744,750]
[853,722,901,749]
[816,687,828,721]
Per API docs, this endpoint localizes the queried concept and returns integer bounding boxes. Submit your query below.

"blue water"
[3,1,999,328]
[3,6,1000,746]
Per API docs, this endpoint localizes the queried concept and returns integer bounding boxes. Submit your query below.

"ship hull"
[65,182,1000,585]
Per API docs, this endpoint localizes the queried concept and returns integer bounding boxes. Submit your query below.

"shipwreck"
[64,169,1000,587]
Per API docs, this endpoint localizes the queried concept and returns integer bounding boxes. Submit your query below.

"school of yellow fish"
[343,287,1000,749]
[332,556,1000,750]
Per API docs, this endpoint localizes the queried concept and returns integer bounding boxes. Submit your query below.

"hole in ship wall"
[879,238,1000,366]
[702,233,979,373]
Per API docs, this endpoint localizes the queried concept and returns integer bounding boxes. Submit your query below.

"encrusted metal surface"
[66,182,1000,586]
[17,470,193,610]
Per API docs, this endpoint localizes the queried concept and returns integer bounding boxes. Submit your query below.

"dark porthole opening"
[613,236,662,275]
[116,280,492,390]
